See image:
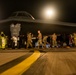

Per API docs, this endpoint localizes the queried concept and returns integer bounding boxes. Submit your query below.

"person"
[73,33,76,46]
[5,36,9,48]
[37,30,43,48]
[69,34,73,47]
[0,35,2,49]
[43,36,48,48]
[0,32,6,49]
[11,36,18,49]
[26,32,32,48]
[52,33,57,47]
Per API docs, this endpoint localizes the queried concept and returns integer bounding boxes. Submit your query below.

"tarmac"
[0,48,76,75]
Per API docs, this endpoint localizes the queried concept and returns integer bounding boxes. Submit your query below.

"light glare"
[42,7,57,20]
[46,9,54,16]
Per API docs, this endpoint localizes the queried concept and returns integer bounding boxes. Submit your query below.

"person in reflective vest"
[0,32,6,49]
[1,37,6,49]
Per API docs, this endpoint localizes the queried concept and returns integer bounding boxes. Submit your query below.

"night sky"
[0,0,76,23]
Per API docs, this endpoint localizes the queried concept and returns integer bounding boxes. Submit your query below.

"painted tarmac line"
[0,50,41,75]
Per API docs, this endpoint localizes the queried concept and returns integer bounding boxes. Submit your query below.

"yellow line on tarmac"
[1,50,41,75]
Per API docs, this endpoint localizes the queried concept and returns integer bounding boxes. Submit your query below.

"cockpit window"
[17,13,27,17]
[9,11,35,20]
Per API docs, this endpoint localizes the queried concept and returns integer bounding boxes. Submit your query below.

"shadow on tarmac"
[0,48,76,53]
[30,48,76,53]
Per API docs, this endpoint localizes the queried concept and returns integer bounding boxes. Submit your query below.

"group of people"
[11,30,43,49]
[0,30,76,50]
[9,31,76,49]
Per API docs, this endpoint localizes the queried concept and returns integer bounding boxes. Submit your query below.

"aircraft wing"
[0,18,76,27]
